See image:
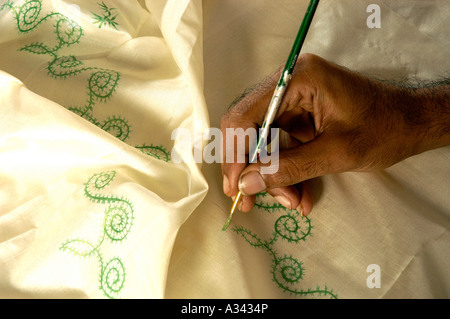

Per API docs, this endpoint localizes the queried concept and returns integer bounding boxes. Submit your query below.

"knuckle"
[281,88,302,113]
[298,53,322,68]
[299,52,316,63]
[266,157,300,187]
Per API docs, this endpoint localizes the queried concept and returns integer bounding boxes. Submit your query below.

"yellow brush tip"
[222,192,243,231]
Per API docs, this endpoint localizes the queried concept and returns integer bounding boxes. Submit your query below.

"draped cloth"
[0,0,449,298]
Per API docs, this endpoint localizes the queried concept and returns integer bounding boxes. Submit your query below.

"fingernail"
[238,171,266,195]
[274,195,292,210]
[296,203,305,217]
[223,175,231,195]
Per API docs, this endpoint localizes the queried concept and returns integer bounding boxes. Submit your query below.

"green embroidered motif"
[1,0,83,46]
[1,0,170,162]
[91,1,119,30]
[60,170,134,299]
[135,144,171,163]
[233,193,338,299]
[45,55,127,141]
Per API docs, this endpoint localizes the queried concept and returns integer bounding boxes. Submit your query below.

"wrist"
[402,83,450,154]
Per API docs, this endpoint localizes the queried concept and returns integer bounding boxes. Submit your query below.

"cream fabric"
[0,0,449,299]
[0,0,208,298]
[166,0,450,299]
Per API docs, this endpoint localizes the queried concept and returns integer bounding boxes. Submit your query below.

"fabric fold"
[0,0,208,298]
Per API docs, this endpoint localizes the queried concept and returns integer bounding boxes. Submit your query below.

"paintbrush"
[223,0,320,231]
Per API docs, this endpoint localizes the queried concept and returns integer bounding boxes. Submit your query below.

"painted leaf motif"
[60,239,96,257]
[234,227,264,248]
[20,43,50,55]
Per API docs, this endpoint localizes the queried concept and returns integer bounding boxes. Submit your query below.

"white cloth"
[166,0,450,299]
[0,0,207,298]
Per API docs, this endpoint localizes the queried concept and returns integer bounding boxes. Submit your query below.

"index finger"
[220,75,278,197]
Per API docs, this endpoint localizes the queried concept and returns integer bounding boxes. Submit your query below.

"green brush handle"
[251,0,320,164]
[280,0,320,84]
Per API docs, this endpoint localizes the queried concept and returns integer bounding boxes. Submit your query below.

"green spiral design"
[84,170,134,241]
[233,193,337,299]
[136,144,171,162]
[275,213,312,243]
[104,202,133,242]
[48,55,85,78]
[101,257,126,299]
[16,0,42,32]
[101,116,130,142]
[93,170,116,189]
[55,16,82,46]
[272,256,304,287]
[89,70,120,101]
[11,0,82,49]
[61,170,133,299]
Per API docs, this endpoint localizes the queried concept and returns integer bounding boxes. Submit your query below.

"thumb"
[238,134,342,195]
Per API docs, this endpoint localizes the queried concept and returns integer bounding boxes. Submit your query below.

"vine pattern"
[60,170,134,299]
[1,0,170,162]
[233,193,338,299]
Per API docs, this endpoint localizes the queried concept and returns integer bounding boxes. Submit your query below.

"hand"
[220,53,450,215]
